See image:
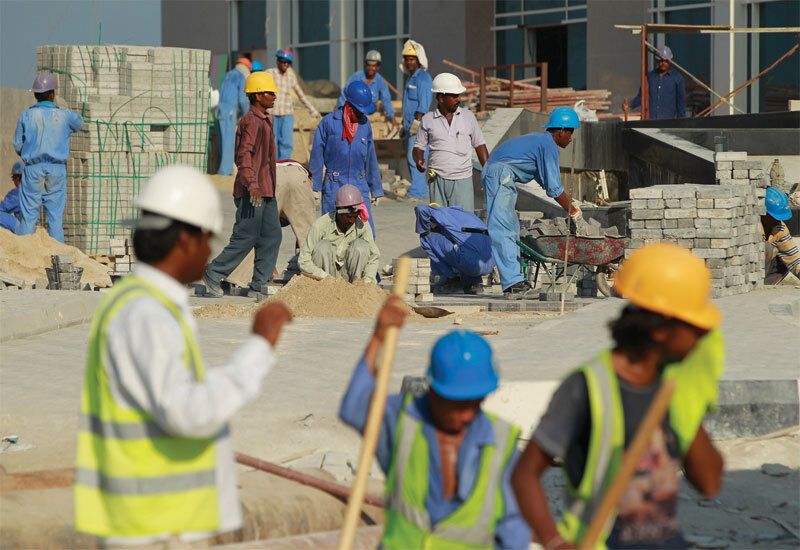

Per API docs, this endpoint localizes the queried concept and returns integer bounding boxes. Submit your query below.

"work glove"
[409,119,421,136]
[569,207,590,236]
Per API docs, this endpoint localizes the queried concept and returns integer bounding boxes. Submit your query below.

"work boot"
[202,270,224,298]
[503,280,535,300]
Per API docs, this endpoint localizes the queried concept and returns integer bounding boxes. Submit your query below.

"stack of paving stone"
[37,44,211,255]
[395,258,433,302]
[521,217,622,238]
[109,237,136,276]
[46,254,83,290]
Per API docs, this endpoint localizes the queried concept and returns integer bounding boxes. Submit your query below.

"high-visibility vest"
[74,276,220,538]
[559,331,725,549]
[381,394,520,549]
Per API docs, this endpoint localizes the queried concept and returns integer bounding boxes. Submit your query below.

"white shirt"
[102,263,274,545]
[414,106,486,180]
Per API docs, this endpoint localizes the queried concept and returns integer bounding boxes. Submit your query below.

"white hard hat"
[136,165,223,235]
[365,50,382,63]
[431,73,466,95]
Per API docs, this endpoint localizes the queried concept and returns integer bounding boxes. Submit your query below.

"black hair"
[608,305,678,361]
[248,92,259,105]
[132,216,202,263]
[34,90,54,102]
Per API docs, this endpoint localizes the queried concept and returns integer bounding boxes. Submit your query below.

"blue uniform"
[216,68,249,175]
[630,69,686,119]
[483,132,564,290]
[339,359,532,549]
[403,68,433,198]
[0,187,20,233]
[309,108,383,234]
[13,101,83,242]
[415,204,495,286]
[336,71,395,119]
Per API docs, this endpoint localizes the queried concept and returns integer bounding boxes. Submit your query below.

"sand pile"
[0,228,112,288]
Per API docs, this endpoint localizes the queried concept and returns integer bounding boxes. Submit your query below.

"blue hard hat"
[543,107,580,130]
[427,330,499,400]
[276,48,293,63]
[251,60,264,72]
[344,80,375,115]
[766,186,792,221]
[11,161,24,177]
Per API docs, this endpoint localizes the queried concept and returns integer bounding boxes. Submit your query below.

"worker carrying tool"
[339,299,532,548]
[483,107,588,299]
[415,203,495,295]
[337,50,398,126]
[413,73,488,212]
[13,71,83,242]
[0,161,23,233]
[216,57,251,175]
[400,40,433,200]
[310,80,383,235]
[73,165,293,545]
[512,243,725,550]
[298,184,380,283]
[625,45,686,120]
[761,186,799,284]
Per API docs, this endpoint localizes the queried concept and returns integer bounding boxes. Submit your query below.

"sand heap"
[0,228,112,288]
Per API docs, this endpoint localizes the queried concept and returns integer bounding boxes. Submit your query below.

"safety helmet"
[365,50,382,64]
[427,330,498,400]
[543,107,580,130]
[401,42,418,57]
[614,243,721,330]
[276,48,293,63]
[765,186,792,221]
[656,45,674,61]
[334,184,364,209]
[31,71,57,93]
[135,165,223,235]
[251,60,264,72]
[235,57,252,71]
[11,161,24,177]
[431,73,466,95]
[344,80,375,114]
[245,71,278,94]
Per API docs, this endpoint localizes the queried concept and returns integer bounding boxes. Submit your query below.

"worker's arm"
[235,115,260,195]
[416,74,432,121]
[68,110,83,132]
[297,219,329,280]
[0,189,19,214]
[682,425,723,497]
[675,74,686,118]
[12,114,24,155]
[360,223,381,283]
[308,120,327,192]
[469,112,489,166]
[238,77,249,117]
[475,144,489,166]
[412,118,429,172]
[379,77,395,119]
[365,127,384,199]
[495,448,534,548]
[292,73,320,117]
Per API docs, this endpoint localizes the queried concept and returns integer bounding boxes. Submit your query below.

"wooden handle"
[579,379,677,549]
[337,257,412,550]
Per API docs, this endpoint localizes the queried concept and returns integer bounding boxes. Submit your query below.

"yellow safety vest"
[74,276,220,538]
[382,394,521,549]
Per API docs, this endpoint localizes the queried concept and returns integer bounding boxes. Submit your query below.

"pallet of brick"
[393,258,432,302]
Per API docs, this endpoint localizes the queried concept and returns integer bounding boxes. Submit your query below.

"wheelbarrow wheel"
[596,265,617,298]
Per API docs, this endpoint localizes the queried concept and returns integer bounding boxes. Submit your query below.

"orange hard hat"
[235,57,252,71]
[614,243,721,330]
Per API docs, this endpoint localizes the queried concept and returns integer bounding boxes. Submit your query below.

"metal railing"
[479,62,548,113]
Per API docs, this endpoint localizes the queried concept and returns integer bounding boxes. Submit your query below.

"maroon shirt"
[234,106,276,198]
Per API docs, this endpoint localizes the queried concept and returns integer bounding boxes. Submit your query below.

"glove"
[409,119,421,136]
[569,207,589,236]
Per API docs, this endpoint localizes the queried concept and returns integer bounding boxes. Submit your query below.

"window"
[238,0,266,51]
[758,0,800,112]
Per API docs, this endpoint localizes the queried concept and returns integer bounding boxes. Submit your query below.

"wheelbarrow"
[517,234,627,297]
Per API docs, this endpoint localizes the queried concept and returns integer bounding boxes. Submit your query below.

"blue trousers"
[274,115,294,160]
[421,233,484,286]
[321,182,375,236]
[0,211,17,233]
[483,163,522,290]
[18,163,67,242]
[216,104,237,175]
[406,137,429,199]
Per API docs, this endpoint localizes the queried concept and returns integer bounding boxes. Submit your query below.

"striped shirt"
[768,222,800,277]
[267,67,319,117]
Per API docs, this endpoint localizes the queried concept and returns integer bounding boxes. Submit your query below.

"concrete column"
[266,0,290,56]
[711,0,748,115]
[329,0,355,84]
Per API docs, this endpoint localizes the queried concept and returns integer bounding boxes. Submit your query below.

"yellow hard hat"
[402,43,418,57]
[614,243,721,330]
[245,71,277,94]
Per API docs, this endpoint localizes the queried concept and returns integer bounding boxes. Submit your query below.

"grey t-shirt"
[533,370,686,549]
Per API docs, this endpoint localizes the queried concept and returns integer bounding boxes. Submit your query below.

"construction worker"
[413,73,489,212]
[74,165,293,544]
[761,186,799,284]
[268,48,321,160]
[483,107,587,299]
[251,60,264,72]
[204,71,282,297]
[309,80,383,235]
[298,185,380,283]
[337,50,398,126]
[13,71,83,242]
[216,57,251,175]
[625,45,686,119]
[0,161,23,233]
[400,40,433,200]
[512,243,725,549]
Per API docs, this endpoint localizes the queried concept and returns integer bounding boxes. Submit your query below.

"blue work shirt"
[309,108,383,199]
[218,68,249,116]
[13,102,83,165]
[0,187,20,217]
[339,359,532,549]
[630,69,686,119]
[402,68,433,132]
[485,132,564,198]
[337,71,395,119]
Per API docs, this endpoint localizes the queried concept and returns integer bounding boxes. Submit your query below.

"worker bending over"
[400,40,433,200]
[74,166,292,544]
[340,299,531,548]
[762,186,799,284]
[512,243,725,549]
[0,161,23,233]
[299,184,380,284]
[338,50,398,126]
[216,57,251,175]
[483,107,587,299]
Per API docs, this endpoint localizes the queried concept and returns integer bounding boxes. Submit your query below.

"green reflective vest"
[74,275,220,538]
[381,394,521,549]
